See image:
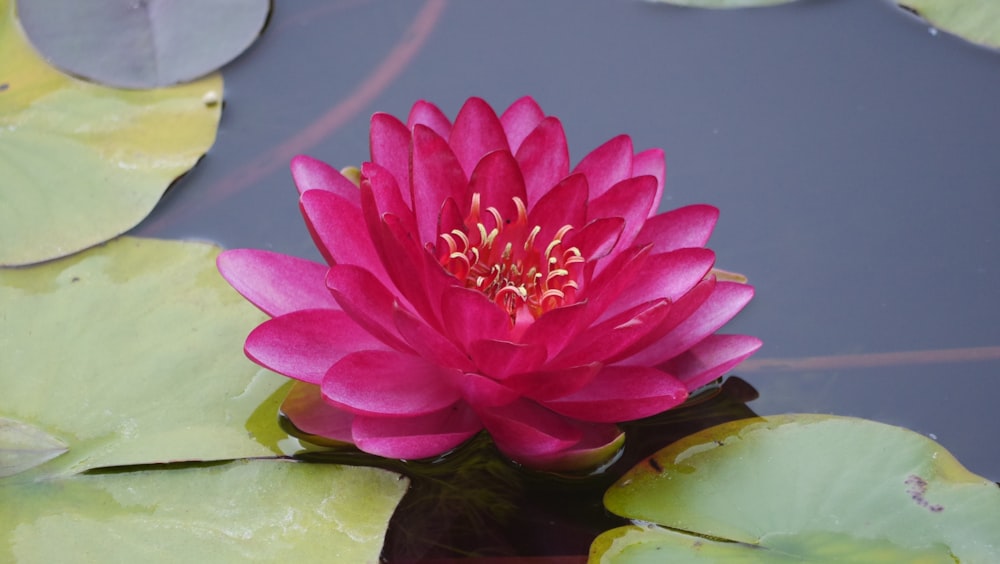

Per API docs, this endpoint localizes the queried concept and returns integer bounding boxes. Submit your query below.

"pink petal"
[659,334,763,391]
[300,189,389,282]
[290,155,360,205]
[325,264,413,353]
[563,217,625,263]
[526,173,588,247]
[449,97,510,179]
[519,301,591,358]
[370,112,412,192]
[580,244,651,316]
[407,99,452,139]
[626,281,755,366]
[217,249,337,317]
[352,403,482,460]
[360,162,416,233]
[432,197,469,279]
[393,305,474,372]
[516,116,570,206]
[478,398,582,458]
[633,148,665,215]
[382,213,458,331]
[441,286,512,348]
[572,134,634,200]
[616,277,716,365]
[635,204,719,253]
[459,372,521,408]
[356,194,438,326]
[500,96,546,153]
[468,150,527,228]
[513,421,624,472]
[554,299,672,367]
[468,339,547,380]
[412,125,468,243]
[599,248,716,322]
[544,365,688,423]
[281,381,355,444]
[437,197,465,240]
[586,175,658,252]
[245,309,388,385]
[502,362,601,402]
[321,350,462,416]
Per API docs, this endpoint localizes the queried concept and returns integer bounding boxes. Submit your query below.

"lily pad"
[645,0,799,8]
[0,418,67,478]
[593,414,1000,562]
[0,459,408,563]
[0,237,286,478]
[17,0,270,88]
[0,0,222,266]
[898,0,1000,50]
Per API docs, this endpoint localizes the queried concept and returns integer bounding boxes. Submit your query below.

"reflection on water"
[285,378,758,560]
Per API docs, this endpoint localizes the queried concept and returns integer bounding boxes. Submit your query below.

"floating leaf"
[0,418,68,478]
[898,0,1000,49]
[0,237,286,477]
[590,525,958,562]
[17,0,270,88]
[645,0,799,8]
[593,414,1000,562]
[0,459,408,562]
[0,0,221,266]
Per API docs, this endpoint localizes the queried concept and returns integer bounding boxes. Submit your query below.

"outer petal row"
[624,281,756,367]
[246,309,389,384]
[321,350,462,416]
[544,365,688,423]
[217,249,337,317]
[282,382,482,460]
[290,155,360,205]
[660,333,763,391]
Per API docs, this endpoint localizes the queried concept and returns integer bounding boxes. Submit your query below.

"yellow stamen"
[436,193,587,322]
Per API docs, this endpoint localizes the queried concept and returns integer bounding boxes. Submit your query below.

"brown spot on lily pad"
[905,474,944,513]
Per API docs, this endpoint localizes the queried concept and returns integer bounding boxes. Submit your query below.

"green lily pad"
[645,0,799,8]
[0,459,408,563]
[17,0,270,89]
[898,0,1000,50]
[0,0,222,266]
[593,414,1000,562]
[0,237,286,478]
[0,418,68,478]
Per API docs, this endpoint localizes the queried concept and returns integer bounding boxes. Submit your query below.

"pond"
[146,0,1000,472]
[7,0,1000,561]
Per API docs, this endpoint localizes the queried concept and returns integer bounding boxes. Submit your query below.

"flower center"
[437,194,585,321]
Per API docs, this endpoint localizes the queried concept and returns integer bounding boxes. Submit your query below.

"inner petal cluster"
[436,194,585,321]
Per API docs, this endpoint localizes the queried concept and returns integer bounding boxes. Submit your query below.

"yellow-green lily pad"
[0,0,222,266]
[592,414,1000,563]
[0,237,286,478]
[898,0,1000,50]
[0,459,408,563]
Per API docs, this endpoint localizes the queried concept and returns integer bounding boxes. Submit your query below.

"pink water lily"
[218,96,760,470]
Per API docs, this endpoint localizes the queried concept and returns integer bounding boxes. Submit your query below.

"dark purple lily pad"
[17,0,270,88]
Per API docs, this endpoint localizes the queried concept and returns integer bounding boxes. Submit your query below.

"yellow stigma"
[437,193,584,321]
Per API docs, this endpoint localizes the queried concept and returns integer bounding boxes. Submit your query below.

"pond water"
[136,0,1000,559]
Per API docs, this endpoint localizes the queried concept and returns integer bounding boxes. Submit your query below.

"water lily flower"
[218,97,760,471]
